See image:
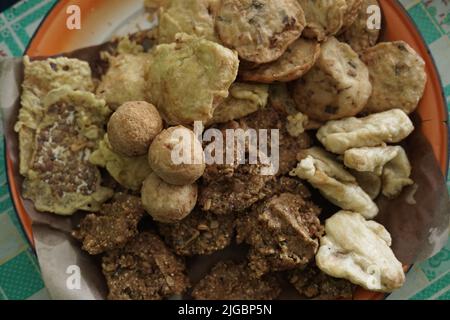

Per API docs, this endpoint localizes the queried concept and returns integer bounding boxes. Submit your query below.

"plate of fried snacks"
[0,0,449,300]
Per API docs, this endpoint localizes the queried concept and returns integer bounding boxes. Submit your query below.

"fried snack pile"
[16,0,432,299]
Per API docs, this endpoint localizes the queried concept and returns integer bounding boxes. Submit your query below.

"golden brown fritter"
[73,193,144,255]
[158,209,235,256]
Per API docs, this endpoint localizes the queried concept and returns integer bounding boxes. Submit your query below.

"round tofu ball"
[141,173,198,223]
[149,126,205,185]
[108,101,163,157]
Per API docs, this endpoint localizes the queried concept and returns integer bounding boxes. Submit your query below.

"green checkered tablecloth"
[0,0,449,300]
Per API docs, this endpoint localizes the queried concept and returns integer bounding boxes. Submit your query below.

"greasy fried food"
[316,211,405,292]
[16,56,94,176]
[210,82,269,124]
[237,193,322,277]
[293,37,372,121]
[339,0,381,54]
[149,126,205,185]
[299,0,347,41]
[344,146,402,175]
[20,87,113,215]
[350,170,382,200]
[141,173,198,223]
[381,147,414,199]
[192,261,281,300]
[286,112,309,137]
[317,109,414,154]
[107,101,163,157]
[96,53,150,110]
[73,193,144,255]
[290,264,354,299]
[102,232,190,300]
[291,148,379,219]
[241,38,320,83]
[158,209,235,256]
[199,160,274,215]
[156,0,220,44]
[216,0,306,63]
[268,83,298,115]
[90,134,153,191]
[361,41,427,114]
[146,33,239,125]
[341,0,363,30]
[265,176,313,198]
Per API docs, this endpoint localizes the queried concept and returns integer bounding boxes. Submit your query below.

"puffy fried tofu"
[236,193,322,277]
[317,109,414,154]
[291,148,378,219]
[316,211,405,292]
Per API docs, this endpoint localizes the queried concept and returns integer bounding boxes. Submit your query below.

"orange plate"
[7,0,448,300]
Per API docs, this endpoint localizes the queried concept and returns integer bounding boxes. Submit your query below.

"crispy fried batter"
[237,193,322,277]
[73,193,144,255]
[293,37,372,121]
[299,0,347,41]
[192,261,281,300]
[158,209,235,256]
[238,106,312,175]
[216,0,306,63]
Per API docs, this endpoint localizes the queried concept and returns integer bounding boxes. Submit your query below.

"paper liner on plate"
[0,42,449,300]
